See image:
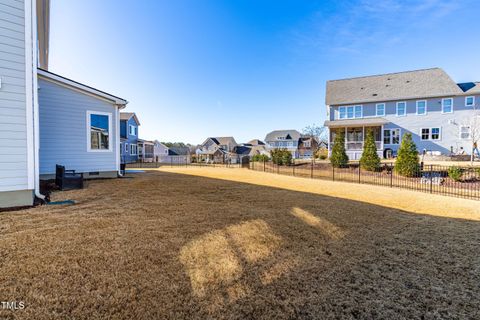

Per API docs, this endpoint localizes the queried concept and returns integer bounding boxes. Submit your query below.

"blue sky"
[49,0,480,144]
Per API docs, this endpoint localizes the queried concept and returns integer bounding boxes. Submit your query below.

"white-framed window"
[442,98,453,113]
[304,140,311,148]
[338,105,362,119]
[125,143,128,152]
[376,103,385,116]
[383,128,400,145]
[396,102,406,116]
[129,124,137,136]
[420,127,441,140]
[87,111,112,152]
[460,126,470,139]
[465,96,475,107]
[416,100,427,115]
[130,144,137,155]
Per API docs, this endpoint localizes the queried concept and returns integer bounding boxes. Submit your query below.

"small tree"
[394,132,420,177]
[282,150,293,165]
[359,129,380,171]
[302,124,328,156]
[330,131,348,168]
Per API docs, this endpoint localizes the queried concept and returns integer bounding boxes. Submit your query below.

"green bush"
[330,131,348,168]
[252,154,269,162]
[394,133,420,177]
[316,148,328,160]
[359,129,380,171]
[271,149,292,165]
[448,167,463,182]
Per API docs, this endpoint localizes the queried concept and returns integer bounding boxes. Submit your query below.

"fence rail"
[125,161,242,169]
[250,160,480,200]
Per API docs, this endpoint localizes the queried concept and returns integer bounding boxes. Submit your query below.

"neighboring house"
[231,145,269,163]
[0,0,128,208]
[153,140,169,162]
[120,112,140,163]
[38,70,127,179]
[245,139,266,146]
[196,137,237,163]
[167,147,191,164]
[298,137,319,159]
[264,130,302,158]
[138,139,155,162]
[325,68,480,160]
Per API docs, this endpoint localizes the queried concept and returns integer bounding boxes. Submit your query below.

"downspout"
[116,105,124,177]
[31,0,45,202]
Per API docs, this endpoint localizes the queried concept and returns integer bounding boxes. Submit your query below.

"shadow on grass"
[0,170,479,319]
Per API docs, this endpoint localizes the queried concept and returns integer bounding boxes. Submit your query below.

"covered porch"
[325,118,388,160]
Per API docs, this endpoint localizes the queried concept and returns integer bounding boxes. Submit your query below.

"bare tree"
[460,105,480,164]
[302,124,328,158]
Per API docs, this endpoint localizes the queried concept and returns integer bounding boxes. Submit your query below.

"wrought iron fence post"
[311,160,313,178]
[264,159,266,172]
[293,163,295,176]
[332,165,335,181]
[430,165,433,193]
[390,163,393,187]
[358,165,361,184]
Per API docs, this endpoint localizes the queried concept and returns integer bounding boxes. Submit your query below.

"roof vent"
[360,87,365,90]
[387,78,391,80]
[385,84,389,87]
[406,80,411,83]
[372,93,378,96]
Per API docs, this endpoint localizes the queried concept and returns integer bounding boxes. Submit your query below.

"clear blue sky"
[49,0,480,144]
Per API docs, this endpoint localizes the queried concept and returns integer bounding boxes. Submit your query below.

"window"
[129,125,137,136]
[442,98,453,113]
[125,143,128,152]
[421,127,441,140]
[87,111,111,152]
[460,126,471,139]
[383,128,400,145]
[376,103,385,116]
[354,105,362,118]
[130,144,137,155]
[466,96,475,107]
[421,128,430,140]
[304,140,311,148]
[396,102,406,116]
[339,105,362,119]
[416,100,426,115]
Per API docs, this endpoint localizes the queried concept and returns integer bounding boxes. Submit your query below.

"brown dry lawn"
[1,167,479,319]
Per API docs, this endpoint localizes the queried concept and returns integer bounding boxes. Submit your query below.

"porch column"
[344,126,348,151]
[327,127,331,156]
[362,126,365,149]
[381,125,384,151]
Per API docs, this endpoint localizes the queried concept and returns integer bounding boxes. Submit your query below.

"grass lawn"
[1,167,479,319]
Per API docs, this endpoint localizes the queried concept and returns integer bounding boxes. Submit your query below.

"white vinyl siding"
[0,0,29,192]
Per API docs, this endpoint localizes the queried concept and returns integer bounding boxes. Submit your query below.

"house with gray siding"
[264,130,302,158]
[38,69,127,179]
[120,112,140,163]
[325,68,480,160]
[0,0,128,208]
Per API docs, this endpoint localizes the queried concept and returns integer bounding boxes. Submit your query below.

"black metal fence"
[125,160,242,169]
[250,160,480,200]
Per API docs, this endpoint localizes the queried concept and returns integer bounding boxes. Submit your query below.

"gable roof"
[120,112,140,125]
[202,136,237,147]
[326,68,463,106]
[247,139,265,146]
[265,130,301,142]
[37,68,128,106]
[233,146,251,155]
[168,147,190,156]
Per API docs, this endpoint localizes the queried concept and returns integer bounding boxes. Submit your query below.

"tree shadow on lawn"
[0,170,479,320]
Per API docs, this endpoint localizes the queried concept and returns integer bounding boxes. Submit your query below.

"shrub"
[271,149,292,165]
[330,131,348,168]
[252,154,269,162]
[394,133,420,177]
[448,166,463,182]
[316,148,328,160]
[359,129,380,171]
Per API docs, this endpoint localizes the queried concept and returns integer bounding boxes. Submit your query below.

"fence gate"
[241,157,250,168]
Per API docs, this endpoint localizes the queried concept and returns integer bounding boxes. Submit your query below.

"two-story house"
[196,137,237,163]
[325,68,480,160]
[264,130,302,158]
[120,112,140,163]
